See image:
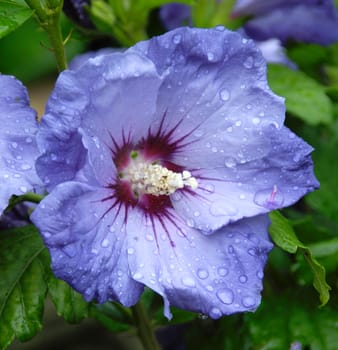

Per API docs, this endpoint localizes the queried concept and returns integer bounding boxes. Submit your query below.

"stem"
[24,0,67,71]
[44,12,68,71]
[131,302,161,350]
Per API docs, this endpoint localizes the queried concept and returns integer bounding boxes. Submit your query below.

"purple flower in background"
[31,27,318,318]
[0,75,41,215]
[160,2,296,67]
[160,3,192,30]
[232,0,338,45]
[63,0,94,29]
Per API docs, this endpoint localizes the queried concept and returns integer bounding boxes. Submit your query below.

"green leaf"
[267,64,333,125]
[0,0,33,39]
[269,211,331,306]
[303,121,338,224]
[0,226,50,350]
[268,211,300,253]
[247,293,338,350]
[48,276,89,324]
[89,303,132,332]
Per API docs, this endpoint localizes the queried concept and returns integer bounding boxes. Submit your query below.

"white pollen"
[123,157,198,196]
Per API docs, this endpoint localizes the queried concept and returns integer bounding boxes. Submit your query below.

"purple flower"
[160,3,192,30]
[0,75,41,214]
[232,0,338,45]
[160,3,296,67]
[63,0,94,29]
[31,27,318,318]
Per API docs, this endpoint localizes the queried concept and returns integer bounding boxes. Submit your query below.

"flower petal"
[31,182,144,306]
[37,51,162,188]
[0,75,41,213]
[126,211,273,319]
[234,0,338,45]
[131,27,285,168]
[171,125,319,233]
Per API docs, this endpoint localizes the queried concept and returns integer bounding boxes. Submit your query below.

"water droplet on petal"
[217,288,234,304]
[172,34,182,44]
[101,238,109,248]
[197,269,209,280]
[219,88,230,102]
[20,163,31,170]
[239,275,248,283]
[242,296,256,308]
[252,117,260,125]
[209,307,222,319]
[127,247,134,255]
[243,56,254,69]
[186,218,195,228]
[215,25,225,31]
[19,186,27,193]
[133,272,143,280]
[256,270,264,279]
[224,156,237,168]
[254,185,284,209]
[207,52,215,61]
[206,285,214,291]
[217,267,228,277]
[145,233,154,242]
[182,277,196,287]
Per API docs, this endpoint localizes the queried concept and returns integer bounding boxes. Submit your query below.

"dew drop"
[256,270,264,279]
[207,52,215,61]
[219,88,230,101]
[209,307,222,319]
[252,117,260,125]
[127,247,134,255]
[254,185,284,209]
[182,277,196,287]
[11,142,18,149]
[186,218,195,228]
[239,275,248,283]
[215,25,225,31]
[224,156,237,168]
[172,34,182,44]
[133,272,143,280]
[145,233,154,242]
[206,285,214,292]
[243,56,254,69]
[101,238,109,248]
[217,267,228,277]
[19,186,27,193]
[197,269,209,280]
[242,296,256,308]
[21,163,31,170]
[217,288,234,305]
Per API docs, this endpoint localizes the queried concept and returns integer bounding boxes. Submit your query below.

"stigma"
[121,152,198,197]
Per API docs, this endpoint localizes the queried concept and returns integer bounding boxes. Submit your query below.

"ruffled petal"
[0,75,41,213]
[171,125,319,233]
[131,27,285,169]
[126,211,273,319]
[37,51,162,188]
[31,182,144,306]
